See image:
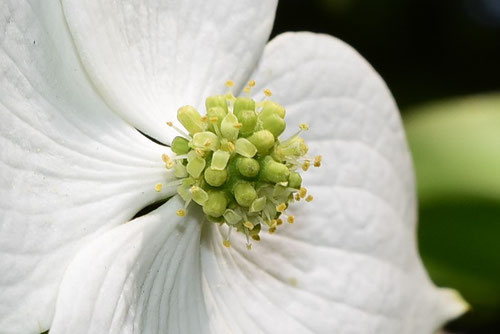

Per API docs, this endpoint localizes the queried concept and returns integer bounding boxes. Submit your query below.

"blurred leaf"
[404,94,500,331]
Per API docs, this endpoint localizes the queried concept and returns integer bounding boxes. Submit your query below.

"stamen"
[223,240,232,248]
[154,183,163,192]
[166,121,191,139]
[268,226,276,234]
[299,187,307,198]
[243,221,255,230]
[276,218,283,226]
[287,215,295,224]
[299,123,309,131]
[176,209,186,217]
[305,195,314,202]
[225,80,235,87]
[263,88,272,97]
[314,155,322,167]
[302,160,311,171]
[276,203,287,212]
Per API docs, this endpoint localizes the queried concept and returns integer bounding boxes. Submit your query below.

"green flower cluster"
[162,83,320,249]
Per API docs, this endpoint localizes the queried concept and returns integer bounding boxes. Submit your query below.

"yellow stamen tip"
[248,80,256,87]
[154,183,163,192]
[287,215,295,224]
[299,123,309,131]
[251,235,261,241]
[305,195,314,202]
[166,121,173,127]
[276,218,283,226]
[263,88,272,97]
[294,193,301,201]
[243,221,254,230]
[269,227,276,234]
[161,154,170,163]
[243,87,251,94]
[201,116,208,122]
[209,116,218,123]
[166,161,175,169]
[176,209,186,217]
[233,123,243,129]
[226,80,235,87]
[223,239,232,248]
[301,160,311,171]
[299,187,307,198]
[246,243,252,250]
[227,142,235,152]
[270,219,278,228]
[276,203,287,212]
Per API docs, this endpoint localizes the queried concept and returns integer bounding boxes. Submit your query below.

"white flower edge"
[48,32,468,334]
[60,0,279,144]
[0,1,176,333]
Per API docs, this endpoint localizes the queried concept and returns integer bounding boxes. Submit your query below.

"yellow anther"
[223,239,232,248]
[287,215,295,224]
[176,209,186,217]
[204,140,212,148]
[246,243,252,250]
[302,160,311,171]
[299,123,309,131]
[209,116,219,123]
[154,183,163,192]
[276,218,283,226]
[243,221,254,230]
[299,187,307,198]
[195,148,205,156]
[263,88,272,97]
[248,80,256,87]
[314,155,322,167]
[227,142,235,152]
[251,235,261,241]
[233,123,243,129]
[225,80,235,87]
[165,161,175,169]
[161,154,171,163]
[276,203,287,212]
[243,86,251,94]
[190,185,201,193]
[270,219,278,228]
[201,116,208,123]
[269,227,276,234]
[294,193,301,201]
[166,121,174,127]
[305,195,314,202]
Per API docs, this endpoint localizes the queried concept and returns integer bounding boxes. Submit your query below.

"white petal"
[199,32,468,333]
[0,2,174,333]
[61,0,278,144]
[50,197,207,334]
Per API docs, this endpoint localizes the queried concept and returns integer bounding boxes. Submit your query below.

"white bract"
[0,0,467,333]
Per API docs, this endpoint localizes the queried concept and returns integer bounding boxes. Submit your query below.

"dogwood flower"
[0,0,467,333]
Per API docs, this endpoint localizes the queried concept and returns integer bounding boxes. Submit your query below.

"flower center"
[160,80,321,250]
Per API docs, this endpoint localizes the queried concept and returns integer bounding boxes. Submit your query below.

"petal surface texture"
[61,0,278,144]
[50,197,207,334]
[0,1,174,333]
[200,33,468,333]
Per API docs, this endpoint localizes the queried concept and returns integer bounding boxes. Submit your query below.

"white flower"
[0,0,467,333]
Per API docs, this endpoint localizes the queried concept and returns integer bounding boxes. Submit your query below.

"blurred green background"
[272,1,500,333]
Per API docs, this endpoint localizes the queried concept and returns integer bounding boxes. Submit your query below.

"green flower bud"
[221,113,239,141]
[205,95,228,113]
[223,209,242,225]
[192,131,220,151]
[259,156,289,183]
[288,171,302,189]
[211,150,230,170]
[206,106,227,131]
[186,155,206,178]
[235,109,257,137]
[204,166,228,187]
[236,157,260,178]
[259,100,285,120]
[247,130,275,155]
[171,136,190,155]
[234,138,257,158]
[249,197,266,212]
[276,136,308,158]
[190,186,208,205]
[233,182,257,207]
[261,113,286,138]
[203,191,228,217]
[233,97,255,115]
[174,161,188,178]
[177,105,203,135]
